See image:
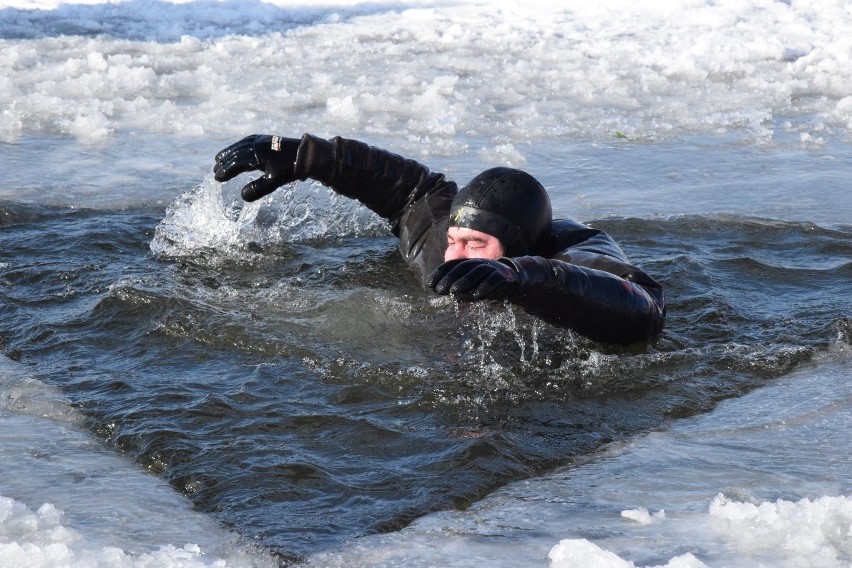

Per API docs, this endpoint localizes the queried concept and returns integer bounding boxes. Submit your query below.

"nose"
[444,244,467,261]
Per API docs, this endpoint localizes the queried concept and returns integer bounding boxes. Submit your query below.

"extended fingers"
[241,176,283,202]
[429,259,497,299]
[427,259,466,291]
[213,136,260,182]
[446,262,497,296]
[429,259,483,295]
[429,259,520,302]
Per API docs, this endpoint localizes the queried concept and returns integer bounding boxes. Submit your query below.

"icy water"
[1,1,851,566]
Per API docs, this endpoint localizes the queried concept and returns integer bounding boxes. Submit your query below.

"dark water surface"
[1,198,850,562]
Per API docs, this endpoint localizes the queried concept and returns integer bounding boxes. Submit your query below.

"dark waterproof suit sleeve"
[292,134,456,286]
[505,219,666,345]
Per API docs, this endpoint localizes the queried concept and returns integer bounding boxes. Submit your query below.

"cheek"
[489,243,505,260]
[444,245,465,261]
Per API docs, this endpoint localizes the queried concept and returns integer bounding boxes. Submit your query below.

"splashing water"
[150,176,387,258]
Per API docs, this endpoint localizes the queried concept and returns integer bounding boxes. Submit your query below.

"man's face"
[444,226,504,261]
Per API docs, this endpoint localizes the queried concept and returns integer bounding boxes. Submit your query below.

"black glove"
[427,258,521,302]
[213,134,300,202]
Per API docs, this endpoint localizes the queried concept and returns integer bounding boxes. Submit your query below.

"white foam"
[549,540,706,568]
[149,175,385,257]
[1,0,850,149]
[549,494,852,568]
[0,494,271,567]
[708,494,852,564]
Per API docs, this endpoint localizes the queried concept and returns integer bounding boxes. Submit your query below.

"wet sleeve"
[508,225,666,345]
[292,134,452,232]
[293,133,456,285]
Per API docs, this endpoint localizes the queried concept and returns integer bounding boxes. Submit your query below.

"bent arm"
[507,255,665,345]
[294,135,455,234]
[294,134,455,285]
[511,221,666,344]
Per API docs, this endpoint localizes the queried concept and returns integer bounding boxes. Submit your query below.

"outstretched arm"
[214,133,456,284]
[214,134,455,232]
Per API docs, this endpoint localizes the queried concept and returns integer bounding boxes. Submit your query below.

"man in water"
[213,134,666,345]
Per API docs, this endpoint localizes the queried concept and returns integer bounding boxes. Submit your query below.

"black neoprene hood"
[449,167,553,257]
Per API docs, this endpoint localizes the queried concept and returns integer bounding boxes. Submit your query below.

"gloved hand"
[427,258,521,302]
[213,134,300,202]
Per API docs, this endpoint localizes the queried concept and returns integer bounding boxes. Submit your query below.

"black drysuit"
[292,134,666,345]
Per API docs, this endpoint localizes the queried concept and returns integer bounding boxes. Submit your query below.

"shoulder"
[541,218,634,268]
[543,219,614,256]
[548,219,601,245]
